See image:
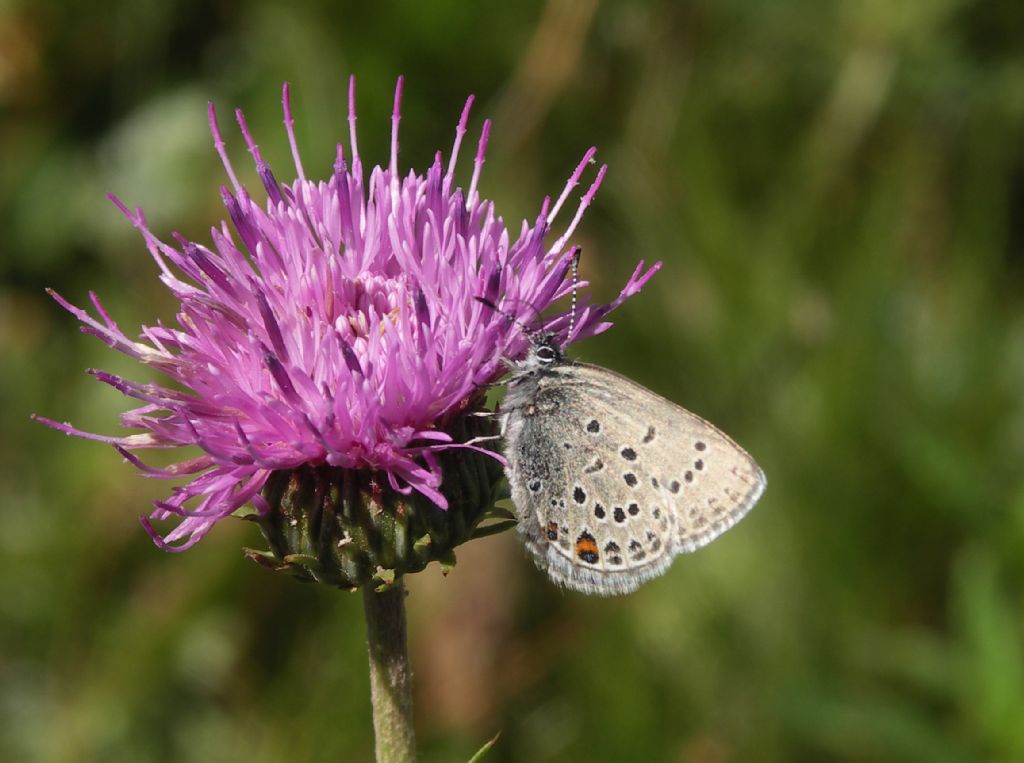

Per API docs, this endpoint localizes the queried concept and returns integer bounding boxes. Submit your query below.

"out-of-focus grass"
[3,0,1024,761]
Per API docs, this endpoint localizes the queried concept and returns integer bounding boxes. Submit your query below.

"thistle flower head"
[38,77,659,557]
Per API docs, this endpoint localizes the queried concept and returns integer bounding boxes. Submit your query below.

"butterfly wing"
[570,363,765,551]
[503,361,765,596]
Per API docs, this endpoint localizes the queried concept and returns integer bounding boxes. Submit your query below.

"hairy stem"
[363,583,416,762]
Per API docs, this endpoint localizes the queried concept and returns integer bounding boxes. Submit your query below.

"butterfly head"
[521,332,567,372]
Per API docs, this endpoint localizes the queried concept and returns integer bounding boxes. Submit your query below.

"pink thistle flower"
[37,77,659,555]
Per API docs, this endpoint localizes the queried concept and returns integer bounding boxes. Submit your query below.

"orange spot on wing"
[575,535,599,558]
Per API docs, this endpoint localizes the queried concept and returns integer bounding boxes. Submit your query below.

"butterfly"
[499,333,765,596]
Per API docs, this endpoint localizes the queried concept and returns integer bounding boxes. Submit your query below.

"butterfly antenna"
[474,296,536,339]
[567,247,581,343]
[477,246,580,347]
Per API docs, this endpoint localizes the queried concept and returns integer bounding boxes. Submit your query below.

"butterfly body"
[501,337,765,596]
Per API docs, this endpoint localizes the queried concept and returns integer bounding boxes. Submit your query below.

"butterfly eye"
[536,346,557,363]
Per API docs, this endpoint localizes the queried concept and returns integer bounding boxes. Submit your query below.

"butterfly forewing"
[569,364,765,554]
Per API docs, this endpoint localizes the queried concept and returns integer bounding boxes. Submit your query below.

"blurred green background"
[4,0,1024,760]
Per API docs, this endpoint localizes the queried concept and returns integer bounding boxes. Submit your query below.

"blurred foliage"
[3,0,1024,761]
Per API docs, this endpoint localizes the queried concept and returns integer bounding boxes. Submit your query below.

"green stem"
[363,582,416,762]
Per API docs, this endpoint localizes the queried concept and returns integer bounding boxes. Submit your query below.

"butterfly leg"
[463,434,503,446]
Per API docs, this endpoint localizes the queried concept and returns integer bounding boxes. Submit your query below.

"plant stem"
[363,582,416,762]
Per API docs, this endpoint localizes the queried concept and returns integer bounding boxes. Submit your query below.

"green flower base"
[241,414,513,590]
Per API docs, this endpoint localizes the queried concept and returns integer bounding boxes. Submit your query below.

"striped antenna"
[474,297,534,339]
[567,248,582,343]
